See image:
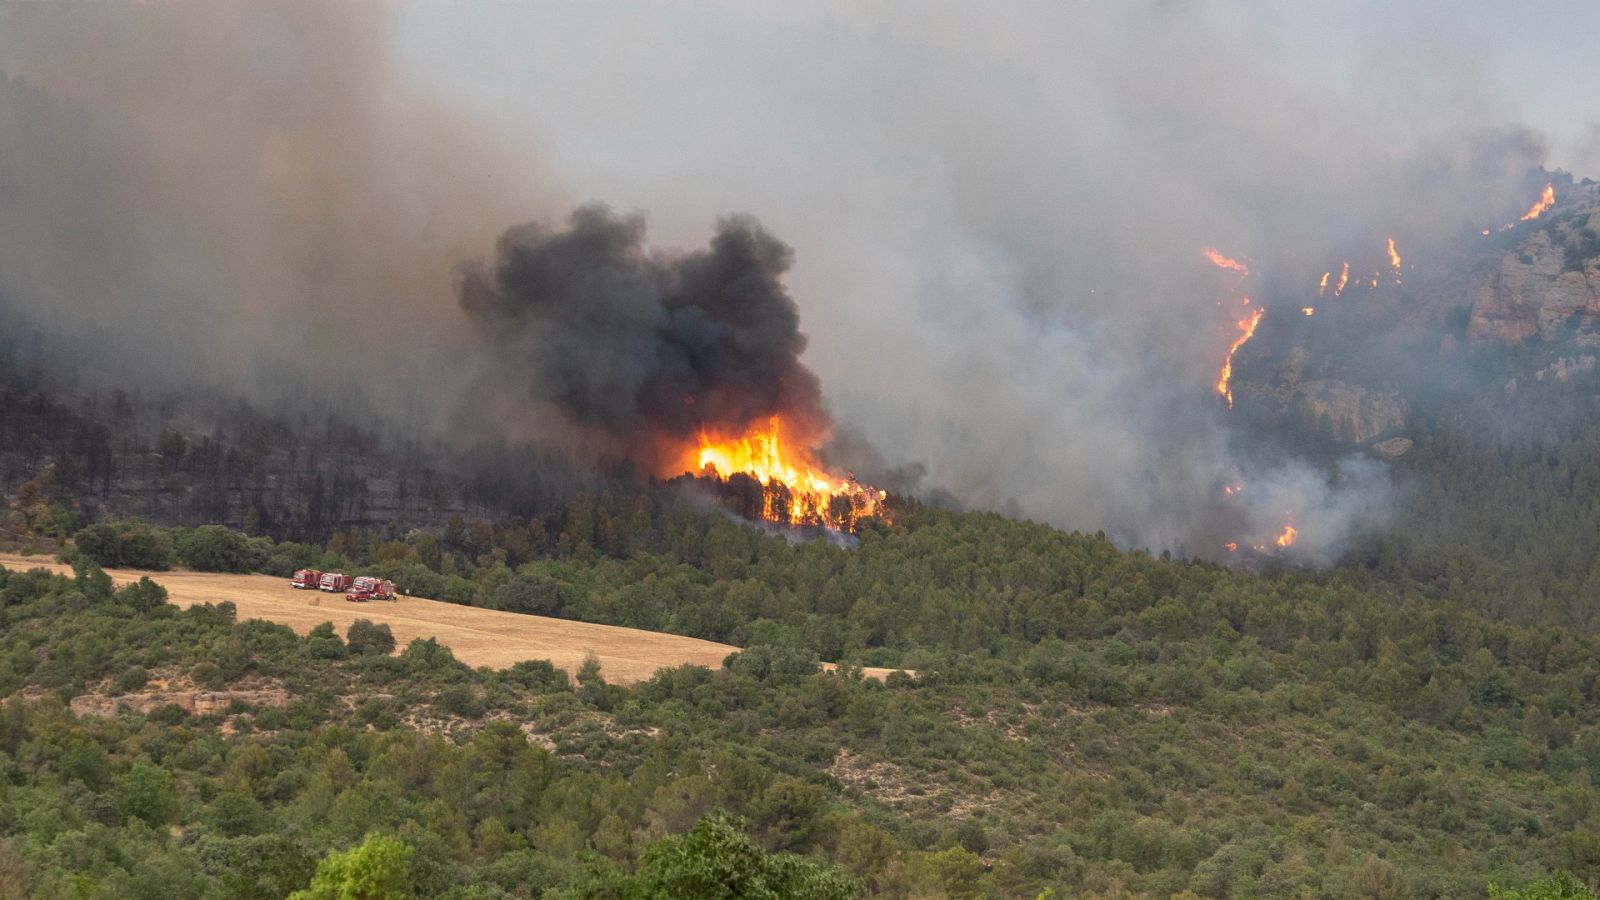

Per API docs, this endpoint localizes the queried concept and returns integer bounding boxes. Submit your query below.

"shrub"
[116,761,179,826]
[112,666,150,695]
[506,659,571,693]
[304,622,347,660]
[179,525,256,573]
[289,833,414,900]
[347,620,397,656]
[73,522,176,570]
[116,577,169,614]
[434,685,485,719]
[191,661,226,690]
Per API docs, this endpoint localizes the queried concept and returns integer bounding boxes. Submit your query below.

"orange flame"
[1216,307,1264,409]
[1520,182,1556,222]
[1275,524,1297,548]
[1318,271,1330,295]
[1204,248,1249,276]
[1301,307,1315,316]
[687,416,887,531]
[1386,237,1401,270]
[1334,262,1349,297]
[1224,542,1238,552]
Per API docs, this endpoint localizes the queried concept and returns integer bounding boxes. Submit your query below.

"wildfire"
[1216,307,1264,409]
[1520,182,1556,222]
[1387,237,1402,274]
[1334,262,1349,297]
[1318,271,1330,295]
[686,416,887,531]
[1485,182,1558,234]
[1224,542,1238,552]
[1204,248,1249,276]
[1275,524,1298,548]
[1301,307,1315,316]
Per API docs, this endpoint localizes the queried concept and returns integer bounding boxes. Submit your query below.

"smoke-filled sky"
[1,0,1595,557]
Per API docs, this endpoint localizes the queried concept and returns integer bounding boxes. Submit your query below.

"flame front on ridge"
[1520,182,1556,222]
[1216,307,1264,409]
[685,416,888,531]
[1204,248,1249,275]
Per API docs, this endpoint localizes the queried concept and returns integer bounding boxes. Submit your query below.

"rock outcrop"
[1291,379,1408,444]
[1468,195,1600,347]
[1371,437,1414,460]
[70,688,289,718]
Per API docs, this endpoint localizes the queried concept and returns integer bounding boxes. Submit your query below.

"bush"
[434,685,485,719]
[191,661,226,690]
[116,577,169,614]
[304,622,347,660]
[506,659,571,693]
[346,620,396,656]
[74,522,176,570]
[179,526,256,573]
[112,666,150,695]
[116,762,179,826]
[726,645,819,685]
[289,833,414,900]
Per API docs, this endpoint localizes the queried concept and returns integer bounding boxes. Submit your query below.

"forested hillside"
[4,481,1600,895]
[9,329,1600,896]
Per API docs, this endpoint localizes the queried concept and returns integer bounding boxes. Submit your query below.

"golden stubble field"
[0,555,738,684]
[0,554,902,684]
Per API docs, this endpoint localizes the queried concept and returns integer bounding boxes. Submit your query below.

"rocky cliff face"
[1239,348,1408,444]
[1290,378,1408,443]
[1468,185,1600,347]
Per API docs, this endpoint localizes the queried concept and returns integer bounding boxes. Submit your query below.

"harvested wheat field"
[0,554,903,684]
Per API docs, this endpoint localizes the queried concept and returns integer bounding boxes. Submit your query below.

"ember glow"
[1301,307,1315,316]
[681,416,888,531]
[1216,307,1264,409]
[1520,182,1556,222]
[1204,247,1249,275]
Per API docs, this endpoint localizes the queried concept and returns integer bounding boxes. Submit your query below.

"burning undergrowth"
[458,204,888,533]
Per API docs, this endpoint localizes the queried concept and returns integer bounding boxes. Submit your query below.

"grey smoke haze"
[0,0,559,425]
[0,0,1588,557]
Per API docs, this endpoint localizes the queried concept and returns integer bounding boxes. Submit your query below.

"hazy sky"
[400,1,1600,181]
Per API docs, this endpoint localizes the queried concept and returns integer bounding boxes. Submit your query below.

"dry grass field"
[0,554,903,684]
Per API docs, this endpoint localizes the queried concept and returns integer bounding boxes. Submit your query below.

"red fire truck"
[344,576,397,603]
[290,569,322,590]
[318,572,353,592]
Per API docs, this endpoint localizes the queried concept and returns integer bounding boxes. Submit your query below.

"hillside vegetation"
[7,356,1600,896]
[5,486,1600,896]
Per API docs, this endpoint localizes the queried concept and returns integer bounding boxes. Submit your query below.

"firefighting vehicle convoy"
[290,569,397,602]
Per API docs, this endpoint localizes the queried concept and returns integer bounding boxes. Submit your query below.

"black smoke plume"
[458,205,828,469]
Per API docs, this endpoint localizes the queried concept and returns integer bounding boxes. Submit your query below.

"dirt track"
[0,555,901,684]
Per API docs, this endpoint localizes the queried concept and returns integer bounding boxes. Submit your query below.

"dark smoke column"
[458,204,829,471]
